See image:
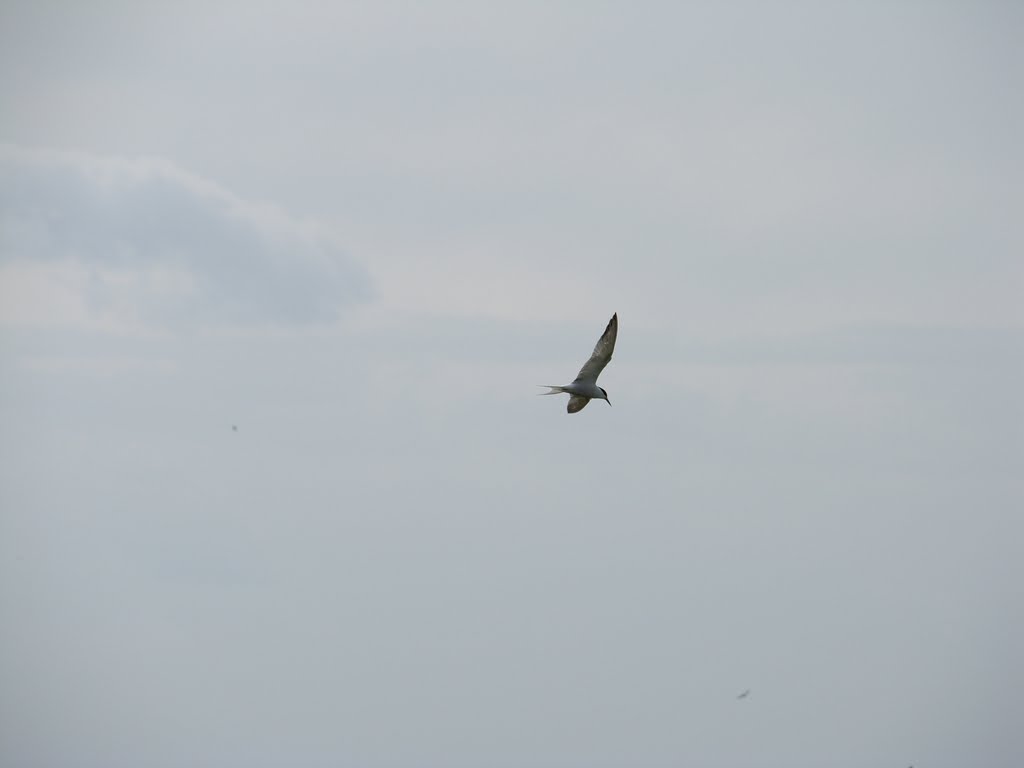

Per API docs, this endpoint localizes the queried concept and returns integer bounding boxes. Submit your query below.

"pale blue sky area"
[1,2,1022,767]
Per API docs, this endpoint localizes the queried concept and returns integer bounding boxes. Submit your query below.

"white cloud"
[0,144,371,330]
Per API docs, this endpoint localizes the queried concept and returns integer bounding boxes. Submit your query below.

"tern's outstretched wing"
[567,394,591,414]
[574,313,617,384]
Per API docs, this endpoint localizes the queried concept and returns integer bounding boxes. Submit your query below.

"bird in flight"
[737,689,751,700]
[540,313,617,414]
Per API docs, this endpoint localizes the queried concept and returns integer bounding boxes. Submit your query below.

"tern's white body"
[557,380,607,399]
[540,313,618,414]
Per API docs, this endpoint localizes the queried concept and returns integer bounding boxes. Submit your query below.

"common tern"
[540,313,617,413]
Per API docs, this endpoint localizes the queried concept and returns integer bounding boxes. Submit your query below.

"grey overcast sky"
[1,2,1022,766]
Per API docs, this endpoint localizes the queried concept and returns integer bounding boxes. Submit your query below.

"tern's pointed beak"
[605,398,611,406]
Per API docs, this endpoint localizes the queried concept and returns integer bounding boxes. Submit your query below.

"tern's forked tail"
[538,385,568,395]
